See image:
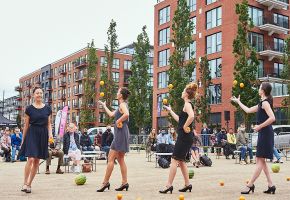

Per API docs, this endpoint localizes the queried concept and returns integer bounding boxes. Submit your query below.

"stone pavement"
[0,151,289,200]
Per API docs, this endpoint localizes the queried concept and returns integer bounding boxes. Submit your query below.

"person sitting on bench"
[80,128,94,151]
[46,135,64,174]
[236,123,254,165]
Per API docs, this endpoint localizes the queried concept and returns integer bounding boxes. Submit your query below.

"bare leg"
[166,158,179,187]
[179,161,190,186]
[24,158,33,186]
[248,157,263,186]
[191,150,197,162]
[262,159,273,187]
[102,150,118,185]
[116,152,127,185]
[27,158,40,186]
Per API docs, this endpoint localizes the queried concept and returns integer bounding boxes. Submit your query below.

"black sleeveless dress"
[172,104,194,161]
[256,99,274,159]
[19,105,52,159]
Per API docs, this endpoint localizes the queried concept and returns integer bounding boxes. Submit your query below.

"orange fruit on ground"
[233,80,238,85]
[219,181,224,186]
[179,194,185,200]
[287,177,290,181]
[100,80,104,86]
[162,98,168,105]
[117,193,123,200]
[100,92,105,97]
[239,196,245,200]
[168,84,173,89]
[185,127,191,133]
[240,83,244,88]
[117,122,123,128]
[246,180,249,184]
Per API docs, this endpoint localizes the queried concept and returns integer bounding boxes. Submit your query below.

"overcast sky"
[0,0,155,98]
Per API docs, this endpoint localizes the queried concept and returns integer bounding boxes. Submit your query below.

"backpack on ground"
[200,155,212,167]
[158,157,170,168]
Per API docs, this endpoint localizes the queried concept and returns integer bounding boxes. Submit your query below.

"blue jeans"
[12,145,20,161]
[81,146,94,151]
[239,146,253,160]
[273,147,281,160]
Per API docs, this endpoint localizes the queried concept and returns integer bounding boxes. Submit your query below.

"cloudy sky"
[0,0,155,98]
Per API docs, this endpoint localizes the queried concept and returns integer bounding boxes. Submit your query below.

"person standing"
[19,87,53,193]
[159,83,196,194]
[231,82,276,195]
[97,87,130,192]
[11,127,22,162]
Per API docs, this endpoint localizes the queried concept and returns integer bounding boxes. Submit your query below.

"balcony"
[26,94,31,98]
[73,103,80,110]
[73,59,87,69]
[36,78,41,84]
[58,95,66,100]
[256,0,289,10]
[48,98,52,103]
[16,96,22,101]
[75,74,84,82]
[59,69,67,75]
[59,81,67,87]
[15,86,23,92]
[257,16,289,36]
[258,43,284,61]
[74,89,83,96]
[46,86,53,91]
[48,75,53,80]
[26,82,32,88]
[15,106,22,111]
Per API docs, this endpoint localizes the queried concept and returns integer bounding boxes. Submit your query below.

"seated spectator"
[46,135,64,174]
[63,123,81,173]
[191,129,202,168]
[147,128,157,152]
[273,147,283,163]
[0,128,11,162]
[157,129,174,145]
[11,128,22,162]
[217,128,230,159]
[236,123,254,165]
[80,128,94,151]
[169,127,177,145]
[94,129,103,150]
[227,128,237,159]
[101,126,114,162]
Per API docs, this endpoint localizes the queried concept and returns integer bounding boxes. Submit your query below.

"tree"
[128,26,151,135]
[195,56,211,124]
[282,37,290,123]
[232,0,260,127]
[80,40,98,129]
[100,19,119,125]
[168,0,196,126]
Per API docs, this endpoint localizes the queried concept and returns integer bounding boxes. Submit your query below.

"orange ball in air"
[162,98,168,105]
[100,92,105,97]
[168,84,173,89]
[233,80,238,86]
[100,80,104,86]
[240,83,244,88]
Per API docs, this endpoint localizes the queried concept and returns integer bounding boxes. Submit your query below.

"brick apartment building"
[153,0,289,131]
[16,44,154,128]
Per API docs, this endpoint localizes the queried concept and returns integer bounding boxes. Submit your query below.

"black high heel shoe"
[159,186,173,194]
[115,183,129,191]
[96,182,110,192]
[179,184,192,192]
[264,186,276,194]
[241,184,255,194]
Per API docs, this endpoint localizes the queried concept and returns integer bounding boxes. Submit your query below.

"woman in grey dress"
[97,87,130,192]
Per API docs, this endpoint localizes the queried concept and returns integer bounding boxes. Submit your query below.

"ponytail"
[267,95,273,110]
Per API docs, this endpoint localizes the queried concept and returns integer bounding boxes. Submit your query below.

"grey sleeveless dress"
[110,106,130,153]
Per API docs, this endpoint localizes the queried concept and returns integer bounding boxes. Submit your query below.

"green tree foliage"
[282,37,290,123]
[168,0,196,126]
[128,26,151,134]
[232,0,260,126]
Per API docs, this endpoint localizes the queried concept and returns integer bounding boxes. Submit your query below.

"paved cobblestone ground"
[1,151,289,200]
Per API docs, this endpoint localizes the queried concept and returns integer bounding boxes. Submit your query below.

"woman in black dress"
[159,83,197,194]
[231,82,276,195]
[19,87,53,193]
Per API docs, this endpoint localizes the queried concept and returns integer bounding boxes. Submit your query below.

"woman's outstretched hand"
[98,100,106,107]
[230,95,240,103]
[163,105,172,111]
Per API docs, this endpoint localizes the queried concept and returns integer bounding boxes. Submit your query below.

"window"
[112,99,118,110]
[274,63,284,78]
[257,60,264,78]
[208,84,222,104]
[159,28,170,46]
[206,32,222,54]
[187,0,196,12]
[274,38,285,52]
[157,93,169,116]
[148,77,153,87]
[112,72,119,82]
[67,87,71,98]
[209,58,222,78]
[248,32,263,52]
[100,57,107,66]
[271,82,288,97]
[68,62,71,71]
[206,7,222,29]
[124,73,131,84]
[99,113,106,123]
[190,68,197,82]
[274,13,289,29]
[124,60,132,70]
[248,6,263,26]
[191,17,196,34]
[158,71,169,89]
[113,58,120,69]
[158,49,170,67]
[148,64,153,74]
[159,6,170,25]
[206,0,217,5]
[185,41,196,60]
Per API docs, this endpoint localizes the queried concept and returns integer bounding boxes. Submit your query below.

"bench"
[234,149,256,164]
[154,153,173,168]
[129,144,142,153]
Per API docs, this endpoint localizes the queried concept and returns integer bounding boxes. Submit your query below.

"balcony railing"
[256,16,289,35]
[257,42,285,61]
[73,103,80,110]
[58,95,66,100]
[59,69,67,75]
[75,74,84,82]
[74,89,83,96]
[73,59,87,68]
[46,86,53,91]
[59,81,67,87]
[256,0,289,10]
[15,86,23,92]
